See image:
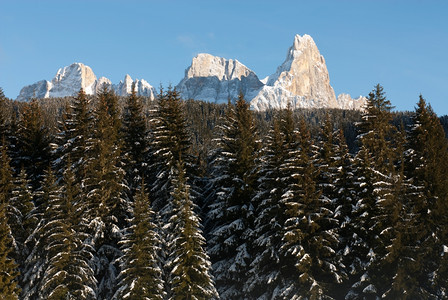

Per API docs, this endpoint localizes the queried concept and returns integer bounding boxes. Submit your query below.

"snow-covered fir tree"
[114,180,165,300]
[83,86,128,299]
[406,95,448,298]
[39,166,96,299]
[206,95,259,299]
[53,88,93,183]
[8,168,36,288]
[149,87,193,212]
[121,85,151,196]
[0,200,20,299]
[246,105,296,299]
[347,84,402,298]
[15,99,53,189]
[20,167,59,299]
[166,162,218,299]
[279,118,340,299]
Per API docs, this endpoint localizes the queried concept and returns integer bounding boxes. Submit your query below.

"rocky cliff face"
[177,34,366,111]
[337,93,367,110]
[16,34,366,111]
[251,34,338,110]
[17,63,156,101]
[176,53,264,104]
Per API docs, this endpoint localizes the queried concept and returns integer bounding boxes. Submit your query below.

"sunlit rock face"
[17,63,156,101]
[177,53,264,104]
[177,35,365,111]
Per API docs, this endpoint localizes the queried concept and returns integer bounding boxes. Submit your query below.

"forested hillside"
[0,85,447,299]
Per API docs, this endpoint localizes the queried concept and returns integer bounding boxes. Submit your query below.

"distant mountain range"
[16,34,365,111]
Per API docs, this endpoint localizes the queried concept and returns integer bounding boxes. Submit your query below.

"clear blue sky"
[1,0,447,115]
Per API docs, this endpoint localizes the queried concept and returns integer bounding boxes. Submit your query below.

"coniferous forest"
[0,84,447,299]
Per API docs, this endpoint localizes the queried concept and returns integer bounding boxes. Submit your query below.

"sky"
[1,0,447,115]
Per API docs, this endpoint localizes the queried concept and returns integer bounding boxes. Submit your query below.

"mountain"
[177,34,365,110]
[176,53,264,104]
[16,34,365,110]
[17,63,156,101]
[251,34,339,110]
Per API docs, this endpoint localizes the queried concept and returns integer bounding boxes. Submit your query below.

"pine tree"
[37,165,97,299]
[8,168,36,279]
[149,87,193,212]
[0,201,20,299]
[20,167,59,299]
[114,181,165,300]
[207,95,259,299]
[53,88,93,182]
[246,106,296,299]
[347,84,402,298]
[279,118,340,299]
[166,162,217,300]
[331,129,358,297]
[83,86,127,299]
[15,99,53,189]
[121,85,150,195]
[0,142,13,205]
[357,84,396,174]
[0,88,9,141]
[406,95,448,297]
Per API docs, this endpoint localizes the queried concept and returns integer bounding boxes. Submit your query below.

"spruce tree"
[347,84,402,298]
[53,88,93,182]
[0,201,20,299]
[246,106,296,299]
[166,162,217,299]
[121,85,150,195]
[20,167,60,299]
[149,87,193,212]
[114,181,165,300]
[83,86,127,299]
[207,95,258,299]
[0,88,9,141]
[357,84,396,174]
[331,129,357,297]
[15,99,52,189]
[406,95,448,297]
[38,165,96,300]
[279,118,340,299]
[8,168,36,279]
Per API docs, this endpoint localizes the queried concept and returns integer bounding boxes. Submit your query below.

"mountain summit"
[16,34,365,110]
[176,53,264,104]
[252,34,338,110]
[178,34,365,110]
[17,63,156,101]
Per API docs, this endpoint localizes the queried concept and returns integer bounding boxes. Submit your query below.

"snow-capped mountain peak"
[17,64,156,101]
[50,62,97,97]
[177,53,264,103]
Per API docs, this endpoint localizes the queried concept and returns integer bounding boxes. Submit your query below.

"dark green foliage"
[149,87,193,211]
[357,84,397,174]
[53,88,93,182]
[279,118,340,299]
[83,86,126,299]
[8,169,35,270]
[20,167,59,299]
[0,84,446,298]
[15,99,53,189]
[121,86,150,194]
[246,105,296,299]
[0,202,20,299]
[207,95,259,299]
[114,181,165,300]
[39,166,96,299]
[406,95,448,297]
[167,162,217,299]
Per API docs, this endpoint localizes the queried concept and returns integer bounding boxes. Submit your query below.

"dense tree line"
[0,84,447,299]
